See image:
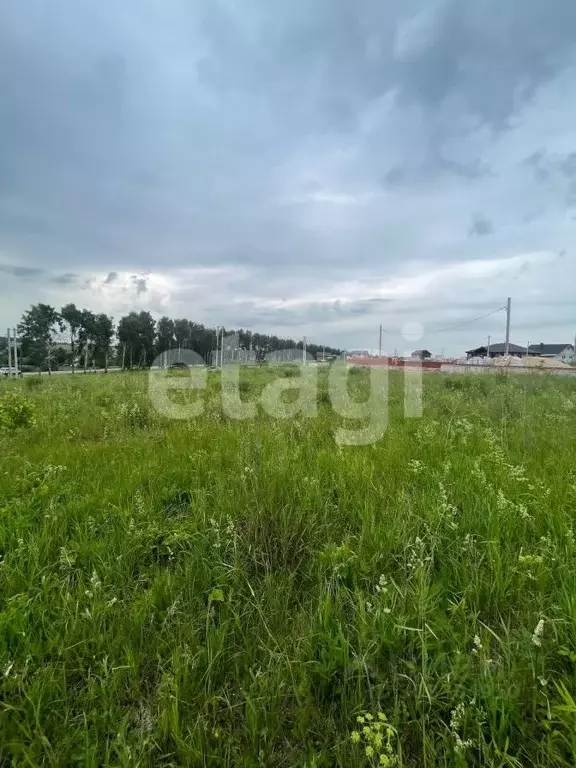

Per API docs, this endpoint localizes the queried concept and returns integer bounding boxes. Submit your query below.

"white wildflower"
[450,703,473,753]
[532,619,545,647]
[90,570,101,590]
[508,464,527,482]
[376,574,389,594]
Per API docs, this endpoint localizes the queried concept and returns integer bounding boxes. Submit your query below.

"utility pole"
[302,336,307,365]
[6,327,12,376]
[12,328,18,375]
[379,324,383,357]
[504,297,511,356]
[486,335,491,363]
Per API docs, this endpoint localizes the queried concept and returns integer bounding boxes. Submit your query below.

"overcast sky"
[1,0,575,355]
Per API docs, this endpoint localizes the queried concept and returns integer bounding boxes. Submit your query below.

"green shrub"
[0,392,36,431]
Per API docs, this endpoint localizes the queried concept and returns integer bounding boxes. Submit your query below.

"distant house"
[466,343,526,359]
[527,343,574,363]
[411,349,432,360]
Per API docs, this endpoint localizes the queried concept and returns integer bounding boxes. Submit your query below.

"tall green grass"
[1,369,576,766]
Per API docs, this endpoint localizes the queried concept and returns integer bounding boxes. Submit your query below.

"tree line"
[1,304,341,372]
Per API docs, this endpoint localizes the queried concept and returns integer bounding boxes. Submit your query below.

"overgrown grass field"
[2,367,576,766]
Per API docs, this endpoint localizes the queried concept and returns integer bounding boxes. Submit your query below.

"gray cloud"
[0,0,575,352]
[0,264,44,278]
[469,213,494,237]
[132,277,148,296]
[51,272,79,286]
[104,271,119,284]
[383,155,490,187]
[395,1,576,126]
[524,148,576,206]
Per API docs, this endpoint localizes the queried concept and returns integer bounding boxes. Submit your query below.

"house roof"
[527,343,573,356]
[466,343,526,354]
[412,349,431,355]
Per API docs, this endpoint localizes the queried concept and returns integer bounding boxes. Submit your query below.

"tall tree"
[78,309,97,372]
[0,337,7,367]
[18,304,63,373]
[117,311,156,369]
[188,321,213,360]
[117,314,137,369]
[61,303,83,374]
[93,314,115,372]
[156,317,175,355]
[174,318,190,350]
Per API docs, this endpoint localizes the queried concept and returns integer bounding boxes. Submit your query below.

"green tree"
[156,317,175,355]
[93,315,115,372]
[78,310,97,372]
[117,312,156,369]
[61,303,83,373]
[188,321,213,361]
[174,318,190,350]
[18,304,63,373]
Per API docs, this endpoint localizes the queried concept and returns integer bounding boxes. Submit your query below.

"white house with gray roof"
[527,343,575,363]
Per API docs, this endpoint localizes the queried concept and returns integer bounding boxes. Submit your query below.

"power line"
[427,305,507,334]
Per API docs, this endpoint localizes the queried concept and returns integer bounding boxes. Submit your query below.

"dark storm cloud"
[394,1,576,127]
[0,0,573,251]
